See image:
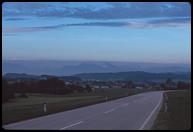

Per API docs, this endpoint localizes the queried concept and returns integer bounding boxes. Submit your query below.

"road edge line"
[59,121,83,130]
[139,92,163,130]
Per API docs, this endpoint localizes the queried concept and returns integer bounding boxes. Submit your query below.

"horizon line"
[2,59,191,65]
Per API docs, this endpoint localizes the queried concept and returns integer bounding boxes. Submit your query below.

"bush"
[18,93,28,98]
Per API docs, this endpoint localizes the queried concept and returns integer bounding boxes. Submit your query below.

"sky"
[2,2,191,64]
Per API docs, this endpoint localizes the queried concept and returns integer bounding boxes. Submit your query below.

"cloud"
[3,17,190,34]
[66,22,130,27]
[5,18,26,21]
[3,25,63,33]
[149,17,191,24]
[3,2,191,20]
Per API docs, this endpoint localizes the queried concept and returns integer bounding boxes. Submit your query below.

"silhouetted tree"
[2,78,14,103]
[166,78,175,85]
[6,77,90,95]
[165,78,176,90]
[125,80,135,88]
[177,81,191,89]
[160,83,166,90]
[85,84,92,93]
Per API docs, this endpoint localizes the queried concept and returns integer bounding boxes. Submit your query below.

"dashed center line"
[59,121,83,130]
[104,108,116,114]
[121,103,129,107]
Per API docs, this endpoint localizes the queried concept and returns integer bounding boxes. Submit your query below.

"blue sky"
[2,2,191,64]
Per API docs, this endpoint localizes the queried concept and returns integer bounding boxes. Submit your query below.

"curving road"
[3,91,163,130]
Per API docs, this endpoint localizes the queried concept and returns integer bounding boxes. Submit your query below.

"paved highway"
[3,91,163,130]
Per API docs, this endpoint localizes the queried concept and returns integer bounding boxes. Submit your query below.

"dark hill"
[74,71,191,81]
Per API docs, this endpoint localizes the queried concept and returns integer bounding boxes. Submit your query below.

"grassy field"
[152,90,191,130]
[2,88,148,125]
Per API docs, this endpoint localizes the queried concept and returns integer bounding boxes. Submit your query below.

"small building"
[135,86,144,89]
[100,85,110,89]
[92,85,100,89]
[112,85,120,88]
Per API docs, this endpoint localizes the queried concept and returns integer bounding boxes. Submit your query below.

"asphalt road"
[3,91,163,130]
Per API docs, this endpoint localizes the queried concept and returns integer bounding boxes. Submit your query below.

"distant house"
[92,85,100,89]
[91,87,96,92]
[92,85,110,89]
[65,82,72,85]
[100,85,110,89]
[112,85,120,88]
[136,86,144,89]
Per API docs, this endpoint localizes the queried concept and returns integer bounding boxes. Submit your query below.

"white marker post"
[106,96,108,101]
[164,103,168,112]
[164,94,168,112]
[43,102,47,113]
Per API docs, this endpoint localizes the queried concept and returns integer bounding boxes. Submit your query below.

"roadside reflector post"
[106,96,108,101]
[164,94,168,113]
[43,102,47,113]
[164,103,168,112]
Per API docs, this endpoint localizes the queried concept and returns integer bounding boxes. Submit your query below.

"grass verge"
[2,88,149,125]
[152,90,191,130]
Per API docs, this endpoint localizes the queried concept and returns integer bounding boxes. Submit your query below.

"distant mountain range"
[2,60,191,76]
[74,71,191,81]
[3,73,39,80]
[3,71,191,82]
[3,73,81,82]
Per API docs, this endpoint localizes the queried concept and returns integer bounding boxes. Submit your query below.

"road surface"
[3,91,163,130]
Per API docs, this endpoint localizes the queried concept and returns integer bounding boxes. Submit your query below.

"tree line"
[2,77,92,103]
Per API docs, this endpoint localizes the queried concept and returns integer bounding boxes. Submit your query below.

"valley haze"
[2,60,191,76]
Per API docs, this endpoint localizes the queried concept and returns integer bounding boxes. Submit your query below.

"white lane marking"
[59,121,83,130]
[139,93,163,130]
[104,108,116,114]
[121,103,129,107]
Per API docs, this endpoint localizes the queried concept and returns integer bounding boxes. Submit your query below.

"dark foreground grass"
[152,90,191,130]
[2,96,105,125]
[2,88,149,125]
